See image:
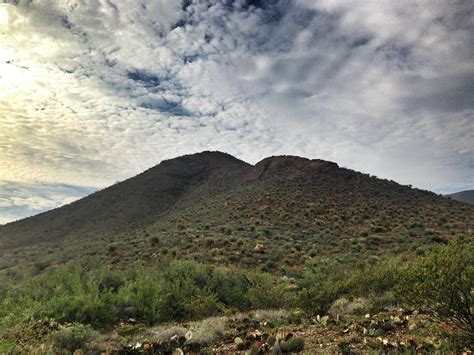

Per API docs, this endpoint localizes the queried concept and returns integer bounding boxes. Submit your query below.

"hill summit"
[245,155,338,181]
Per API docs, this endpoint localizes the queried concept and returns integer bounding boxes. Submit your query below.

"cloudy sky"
[0,0,473,224]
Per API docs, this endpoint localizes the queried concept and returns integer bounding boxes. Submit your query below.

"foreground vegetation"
[1,238,472,352]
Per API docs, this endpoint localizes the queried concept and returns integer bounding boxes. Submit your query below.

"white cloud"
[0,0,472,223]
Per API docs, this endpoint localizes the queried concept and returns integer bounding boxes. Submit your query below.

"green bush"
[298,282,343,316]
[0,259,121,326]
[132,267,165,325]
[247,273,294,309]
[50,323,97,351]
[395,239,474,335]
[297,260,349,316]
[280,336,305,353]
[0,258,296,328]
[184,294,223,319]
[346,257,401,297]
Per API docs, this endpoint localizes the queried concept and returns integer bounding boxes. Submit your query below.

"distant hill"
[0,151,472,271]
[447,190,474,205]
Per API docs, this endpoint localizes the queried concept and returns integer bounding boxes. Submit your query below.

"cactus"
[267,335,277,346]
[280,337,305,353]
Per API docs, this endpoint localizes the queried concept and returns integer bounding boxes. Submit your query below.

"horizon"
[1,0,473,224]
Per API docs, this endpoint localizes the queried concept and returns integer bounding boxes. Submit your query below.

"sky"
[0,0,473,224]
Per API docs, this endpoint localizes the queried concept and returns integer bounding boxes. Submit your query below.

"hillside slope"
[0,152,472,272]
[447,190,474,205]
[0,151,250,250]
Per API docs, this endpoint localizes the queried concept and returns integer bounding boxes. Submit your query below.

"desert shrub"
[298,281,344,316]
[50,323,97,351]
[186,316,228,346]
[184,294,223,319]
[247,273,294,309]
[395,239,474,335]
[204,238,215,246]
[132,268,164,325]
[117,324,143,337]
[280,336,305,353]
[32,260,51,275]
[9,251,452,334]
[297,259,360,315]
[429,235,447,244]
[122,260,253,323]
[210,268,251,308]
[6,259,121,326]
[346,257,401,297]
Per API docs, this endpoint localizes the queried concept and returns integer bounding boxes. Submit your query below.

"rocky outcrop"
[244,155,338,181]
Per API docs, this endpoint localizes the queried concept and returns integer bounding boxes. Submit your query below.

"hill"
[1,151,472,273]
[0,151,249,250]
[1,151,473,353]
[447,190,474,205]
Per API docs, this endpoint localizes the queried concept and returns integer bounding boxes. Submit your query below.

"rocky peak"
[245,155,338,181]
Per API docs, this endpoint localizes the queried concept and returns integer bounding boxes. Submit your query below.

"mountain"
[447,190,474,205]
[0,151,249,249]
[1,151,473,271]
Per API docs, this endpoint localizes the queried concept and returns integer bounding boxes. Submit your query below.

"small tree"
[395,239,474,335]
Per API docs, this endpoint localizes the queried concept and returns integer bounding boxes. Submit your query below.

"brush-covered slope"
[0,152,472,272]
[0,151,250,250]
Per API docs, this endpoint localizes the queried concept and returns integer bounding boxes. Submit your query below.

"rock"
[185,330,193,341]
[245,155,338,181]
